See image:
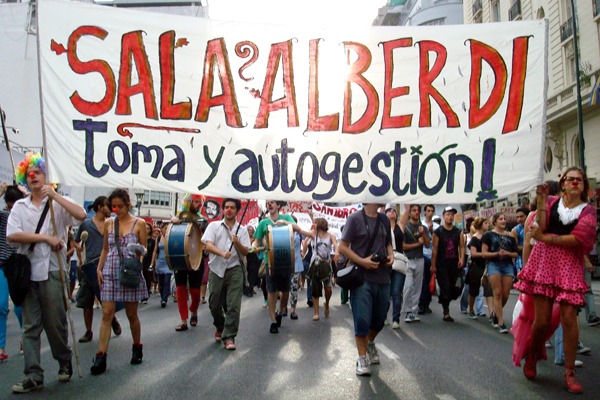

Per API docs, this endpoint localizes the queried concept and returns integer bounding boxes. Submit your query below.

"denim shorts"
[349,280,390,336]
[487,261,514,277]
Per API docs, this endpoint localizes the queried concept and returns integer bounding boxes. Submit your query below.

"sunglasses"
[564,177,583,183]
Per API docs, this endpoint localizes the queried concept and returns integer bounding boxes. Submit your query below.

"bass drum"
[164,222,203,271]
[267,224,294,274]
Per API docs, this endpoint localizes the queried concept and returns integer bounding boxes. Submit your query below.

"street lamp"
[133,189,145,217]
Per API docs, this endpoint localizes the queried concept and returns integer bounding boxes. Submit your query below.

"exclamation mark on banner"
[476,138,497,201]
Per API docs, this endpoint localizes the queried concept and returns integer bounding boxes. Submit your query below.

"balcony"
[472,0,482,18]
[508,0,521,21]
[595,0,600,18]
[560,18,574,42]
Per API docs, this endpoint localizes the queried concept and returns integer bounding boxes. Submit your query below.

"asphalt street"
[1,281,599,400]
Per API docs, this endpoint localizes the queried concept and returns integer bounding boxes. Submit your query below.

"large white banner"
[38,0,547,204]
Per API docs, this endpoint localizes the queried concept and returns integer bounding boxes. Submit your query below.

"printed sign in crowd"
[38,0,547,204]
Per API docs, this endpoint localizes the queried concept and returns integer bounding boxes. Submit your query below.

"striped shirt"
[0,210,16,263]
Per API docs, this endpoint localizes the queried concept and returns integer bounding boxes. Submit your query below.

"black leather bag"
[335,262,364,290]
[3,253,31,306]
[114,218,142,288]
[3,202,50,306]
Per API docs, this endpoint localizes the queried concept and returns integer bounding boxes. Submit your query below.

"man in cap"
[431,206,465,322]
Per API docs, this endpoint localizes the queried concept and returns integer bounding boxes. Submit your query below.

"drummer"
[253,200,300,334]
[169,194,207,331]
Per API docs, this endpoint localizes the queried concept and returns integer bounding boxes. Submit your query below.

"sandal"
[175,324,188,332]
[313,315,320,321]
[190,315,198,327]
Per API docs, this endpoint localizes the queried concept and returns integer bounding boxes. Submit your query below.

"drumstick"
[228,199,250,252]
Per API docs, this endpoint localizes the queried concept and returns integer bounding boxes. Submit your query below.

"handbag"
[390,227,408,274]
[3,202,50,306]
[392,251,409,274]
[336,210,383,290]
[258,258,267,278]
[114,218,142,288]
[429,271,437,294]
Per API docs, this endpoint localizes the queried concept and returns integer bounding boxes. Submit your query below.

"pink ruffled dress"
[511,196,596,366]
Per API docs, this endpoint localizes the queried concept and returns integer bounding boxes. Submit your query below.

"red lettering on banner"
[67,26,116,116]
[343,42,378,134]
[159,31,192,120]
[468,39,507,129]
[254,40,299,128]
[502,36,529,134]
[115,31,158,119]
[381,38,413,129]
[418,41,459,128]
[196,38,243,127]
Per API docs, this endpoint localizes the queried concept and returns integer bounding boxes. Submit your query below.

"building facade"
[464,0,600,189]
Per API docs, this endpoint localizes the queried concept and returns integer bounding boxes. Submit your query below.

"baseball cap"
[433,215,441,222]
[443,206,457,215]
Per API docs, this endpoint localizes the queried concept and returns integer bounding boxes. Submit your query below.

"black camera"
[371,253,387,264]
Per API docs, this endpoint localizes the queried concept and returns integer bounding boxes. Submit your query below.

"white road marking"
[435,395,458,400]
[376,343,399,361]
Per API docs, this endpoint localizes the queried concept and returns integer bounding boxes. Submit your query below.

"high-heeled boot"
[131,343,143,365]
[565,368,583,394]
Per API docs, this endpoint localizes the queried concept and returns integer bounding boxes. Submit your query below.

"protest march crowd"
[0,153,598,395]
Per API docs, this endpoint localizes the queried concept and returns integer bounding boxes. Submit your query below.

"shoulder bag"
[115,218,143,288]
[3,201,50,306]
[390,226,408,274]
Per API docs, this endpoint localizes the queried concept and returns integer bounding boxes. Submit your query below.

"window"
[143,190,172,207]
[564,42,576,83]
[490,0,500,22]
[421,17,445,26]
[544,146,553,173]
[572,135,580,167]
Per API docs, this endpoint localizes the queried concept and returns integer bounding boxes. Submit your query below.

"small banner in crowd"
[38,0,547,203]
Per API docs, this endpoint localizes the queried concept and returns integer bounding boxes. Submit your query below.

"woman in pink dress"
[515,167,596,394]
[91,189,148,375]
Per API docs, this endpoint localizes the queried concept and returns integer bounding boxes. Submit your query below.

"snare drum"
[267,225,294,273]
[164,222,203,271]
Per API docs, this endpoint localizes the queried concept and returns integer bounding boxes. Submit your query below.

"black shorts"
[266,270,291,293]
[174,268,203,288]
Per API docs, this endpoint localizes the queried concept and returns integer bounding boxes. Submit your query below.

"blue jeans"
[554,325,564,364]
[390,271,406,323]
[350,280,390,336]
[1,268,23,348]
[158,273,172,303]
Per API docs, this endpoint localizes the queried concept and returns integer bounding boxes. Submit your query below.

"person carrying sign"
[7,153,86,393]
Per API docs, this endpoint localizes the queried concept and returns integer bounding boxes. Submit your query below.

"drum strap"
[221,222,249,287]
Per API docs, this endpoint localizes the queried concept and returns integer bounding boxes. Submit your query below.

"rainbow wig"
[16,152,46,189]
[181,193,206,213]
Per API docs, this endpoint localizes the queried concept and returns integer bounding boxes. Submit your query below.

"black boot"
[131,344,143,365]
[90,352,107,375]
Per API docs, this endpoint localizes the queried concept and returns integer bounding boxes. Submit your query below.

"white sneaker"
[577,342,591,355]
[392,321,400,330]
[367,342,380,365]
[356,356,371,376]
[404,312,414,323]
